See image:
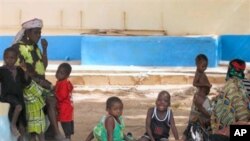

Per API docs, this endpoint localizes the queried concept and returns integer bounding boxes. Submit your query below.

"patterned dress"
[12,41,53,93]
[211,77,250,132]
[23,81,46,134]
[13,41,46,79]
[12,41,47,134]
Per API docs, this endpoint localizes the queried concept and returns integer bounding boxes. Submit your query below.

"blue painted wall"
[0,36,13,60]
[0,35,81,61]
[1,35,250,67]
[219,35,250,62]
[81,35,218,67]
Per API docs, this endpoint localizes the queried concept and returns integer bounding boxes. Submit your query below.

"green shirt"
[93,115,125,141]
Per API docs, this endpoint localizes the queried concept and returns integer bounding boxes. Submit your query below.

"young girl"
[0,47,30,141]
[139,91,179,141]
[85,96,133,141]
[55,63,74,140]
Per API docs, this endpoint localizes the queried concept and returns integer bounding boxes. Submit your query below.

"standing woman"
[11,18,65,141]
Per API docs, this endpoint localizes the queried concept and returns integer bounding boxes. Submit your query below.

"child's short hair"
[106,96,123,110]
[195,54,208,65]
[158,90,170,99]
[58,63,72,76]
[4,47,17,57]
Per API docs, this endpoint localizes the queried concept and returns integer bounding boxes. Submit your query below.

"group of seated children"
[85,54,212,141]
[85,92,180,141]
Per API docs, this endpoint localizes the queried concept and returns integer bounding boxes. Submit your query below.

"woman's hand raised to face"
[41,38,48,51]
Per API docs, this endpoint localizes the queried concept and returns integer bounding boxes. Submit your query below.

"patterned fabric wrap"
[26,108,46,134]
[226,59,245,80]
[93,115,125,141]
[211,77,250,132]
[23,81,45,112]
[23,80,46,134]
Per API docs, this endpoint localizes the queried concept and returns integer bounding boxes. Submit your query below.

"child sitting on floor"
[138,90,179,141]
[85,96,134,141]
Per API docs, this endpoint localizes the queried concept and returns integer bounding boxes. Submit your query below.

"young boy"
[193,54,211,89]
[55,63,74,140]
[139,91,179,141]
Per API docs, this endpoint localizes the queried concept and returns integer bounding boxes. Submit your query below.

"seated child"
[85,96,134,141]
[138,91,179,141]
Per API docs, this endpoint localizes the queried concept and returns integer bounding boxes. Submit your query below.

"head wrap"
[12,18,43,44]
[226,59,246,80]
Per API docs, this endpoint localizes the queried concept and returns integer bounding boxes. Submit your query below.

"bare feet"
[11,124,20,137]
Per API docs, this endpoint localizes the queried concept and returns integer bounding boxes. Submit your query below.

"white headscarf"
[13,18,43,44]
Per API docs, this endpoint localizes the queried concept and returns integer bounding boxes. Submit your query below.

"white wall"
[0,0,249,35]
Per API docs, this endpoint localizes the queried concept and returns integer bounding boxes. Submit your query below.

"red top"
[55,79,73,122]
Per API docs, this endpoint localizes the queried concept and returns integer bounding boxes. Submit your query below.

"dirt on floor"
[67,85,221,141]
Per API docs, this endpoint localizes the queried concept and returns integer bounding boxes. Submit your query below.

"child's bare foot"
[11,124,20,137]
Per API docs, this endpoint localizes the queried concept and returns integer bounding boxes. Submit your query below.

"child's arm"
[105,116,115,141]
[85,131,94,141]
[170,110,179,140]
[145,108,155,141]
